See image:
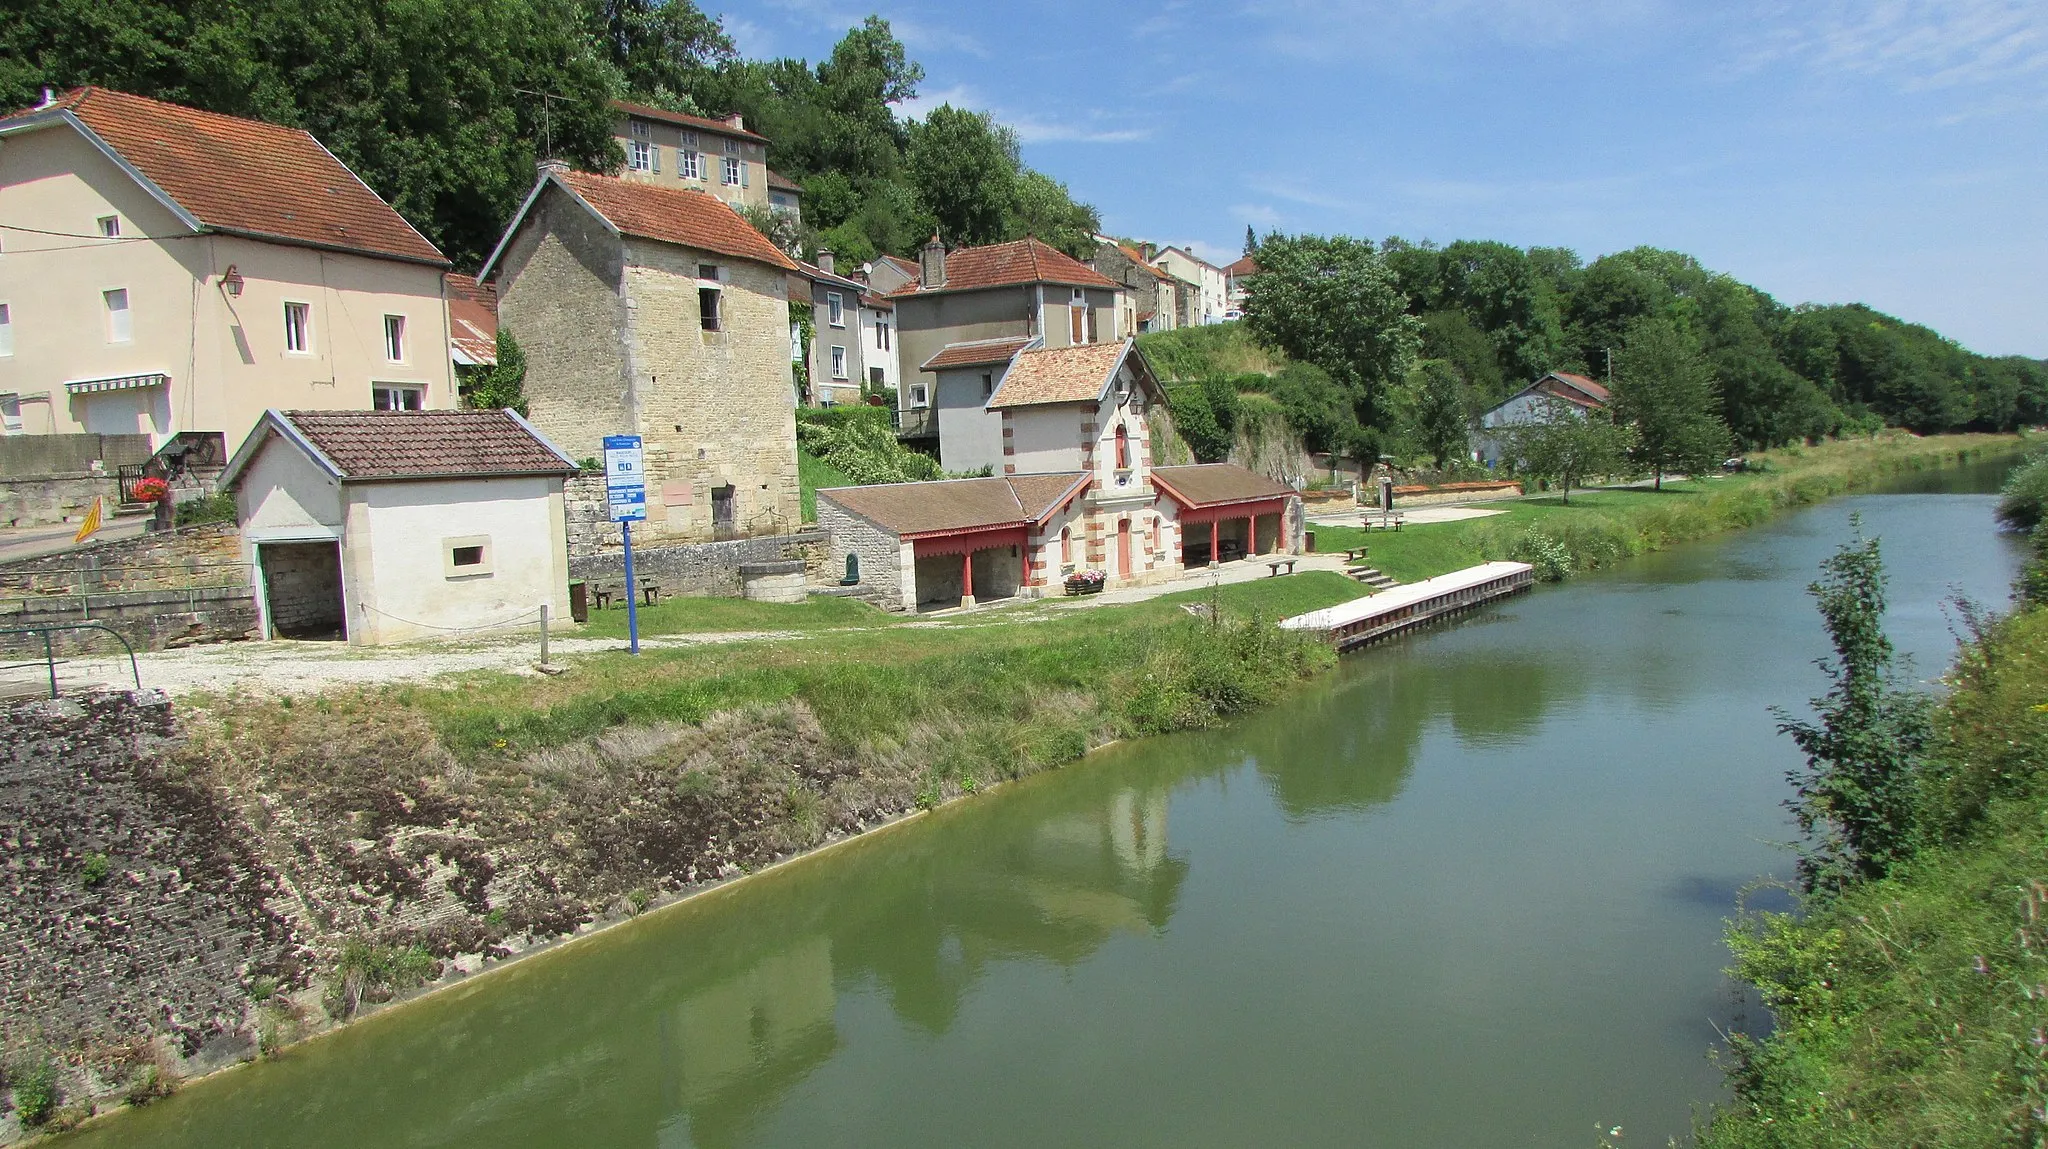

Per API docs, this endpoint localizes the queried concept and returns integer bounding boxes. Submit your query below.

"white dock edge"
[1280,561,1535,649]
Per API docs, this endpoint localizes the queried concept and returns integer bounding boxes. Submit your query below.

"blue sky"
[724,1,2046,358]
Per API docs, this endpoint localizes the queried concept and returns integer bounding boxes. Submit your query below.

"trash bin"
[1304,530,1316,553]
[568,579,588,624]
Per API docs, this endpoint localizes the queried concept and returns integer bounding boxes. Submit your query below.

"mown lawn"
[577,592,886,639]
[798,448,856,523]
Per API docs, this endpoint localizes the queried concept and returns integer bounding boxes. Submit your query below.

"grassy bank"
[1314,432,2029,584]
[1698,605,2048,1147]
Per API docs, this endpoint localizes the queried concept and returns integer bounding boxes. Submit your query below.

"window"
[910,383,928,408]
[283,301,311,353]
[723,138,742,154]
[1115,424,1131,470]
[1070,288,1089,344]
[869,366,885,386]
[723,155,742,186]
[712,484,735,529]
[374,385,423,411]
[103,289,130,343]
[680,130,699,149]
[875,317,890,350]
[0,304,11,357]
[699,286,721,331]
[826,291,844,327]
[677,148,699,179]
[830,346,847,379]
[1061,527,1072,565]
[981,372,995,402]
[628,139,652,171]
[97,215,120,238]
[383,314,406,361]
[442,535,492,578]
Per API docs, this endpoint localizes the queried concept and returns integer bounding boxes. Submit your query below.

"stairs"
[1346,565,1400,591]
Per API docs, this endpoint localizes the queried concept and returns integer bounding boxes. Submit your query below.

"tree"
[1243,233,1420,447]
[1609,317,1733,487]
[1773,525,1931,891]
[1243,224,1257,258]
[1005,168,1099,258]
[1408,359,1469,468]
[463,328,528,414]
[601,0,734,103]
[1507,398,1631,503]
[905,104,1017,246]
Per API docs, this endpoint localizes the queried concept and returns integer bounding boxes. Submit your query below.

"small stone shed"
[221,409,577,645]
[816,473,1091,612]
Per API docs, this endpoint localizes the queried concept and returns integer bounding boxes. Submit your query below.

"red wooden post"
[961,549,974,601]
[1208,519,1219,566]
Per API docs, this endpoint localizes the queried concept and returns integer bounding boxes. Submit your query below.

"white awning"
[65,372,169,395]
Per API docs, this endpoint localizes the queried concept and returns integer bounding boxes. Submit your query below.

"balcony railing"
[894,407,938,439]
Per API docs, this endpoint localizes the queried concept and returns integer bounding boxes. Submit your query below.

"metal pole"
[43,630,56,699]
[623,519,640,655]
[539,603,550,666]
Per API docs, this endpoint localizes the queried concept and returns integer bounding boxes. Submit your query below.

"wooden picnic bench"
[591,579,662,609]
[1266,558,1298,577]
[1343,547,1368,563]
[1364,512,1404,531]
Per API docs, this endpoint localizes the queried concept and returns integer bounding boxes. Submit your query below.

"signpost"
[603,434,646,654]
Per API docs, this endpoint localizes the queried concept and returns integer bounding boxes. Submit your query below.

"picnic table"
[592,579,662,609]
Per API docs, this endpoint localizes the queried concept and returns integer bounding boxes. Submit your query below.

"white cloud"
[891,15,988,57]
[1739,0,2048,91]
[897,85,1150,143]
[1228,203,1284,227]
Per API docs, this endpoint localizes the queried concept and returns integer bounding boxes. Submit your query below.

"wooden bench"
[1344,547,1368,563]
[1365,512,1404,531]
[638,579,661,607]
[592,583,620,610]
[1266,558,1298,577]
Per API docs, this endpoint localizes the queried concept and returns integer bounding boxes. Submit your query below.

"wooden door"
[1117,518,1132,576]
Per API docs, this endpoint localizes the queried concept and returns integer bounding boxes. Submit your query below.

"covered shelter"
[1153,464,1303,566]
[222,408,577,645]
[815,473,1092,612]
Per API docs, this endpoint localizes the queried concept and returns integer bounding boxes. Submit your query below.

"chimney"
[816,248,834,276]
[920,232,947,289]
[38,87,56,110]
[724,112,745,132]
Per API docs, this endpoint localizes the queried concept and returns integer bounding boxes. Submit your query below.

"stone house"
[221,408,576,646]
[791,252,897,407]
[1151,247,1228,325]
[480,166,803,543]
[610,101,796,219]
[1090,241,1186,333]
[818,339,1301,611]
[1473,371,1610,466]
[891,236,1129,419]
[0,87,456,449]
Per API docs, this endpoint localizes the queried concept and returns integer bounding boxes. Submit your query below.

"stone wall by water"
[0,691,299,1058]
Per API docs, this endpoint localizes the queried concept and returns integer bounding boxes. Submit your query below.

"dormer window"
[97,215,121,238]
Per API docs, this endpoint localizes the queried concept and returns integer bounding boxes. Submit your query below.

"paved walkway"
[0,516,150,563]
[1307,505,1506,527]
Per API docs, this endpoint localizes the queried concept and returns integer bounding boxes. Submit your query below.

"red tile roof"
[767,168,802,192]
[270,410,575,480]
[1224,256,1261,277]
[446,274,498,366]
[819,473,1087,537]
[896,237,1118,296]
[921,337,1036,372]
[552,170,796,270]
[987,341,1129,409]
[1545,371,1611,404]
[1,87,446,265]
[1152,464,1297,509]
[611,100,767,143]
[1113,243,1171,280]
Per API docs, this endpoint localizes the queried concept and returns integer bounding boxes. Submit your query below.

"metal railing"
[0,622,142,699]
[894,407,937,438]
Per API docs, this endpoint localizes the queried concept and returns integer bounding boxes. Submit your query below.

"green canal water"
[71,462,2024,1148]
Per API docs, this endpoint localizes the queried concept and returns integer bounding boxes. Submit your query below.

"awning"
[65,372,169,395]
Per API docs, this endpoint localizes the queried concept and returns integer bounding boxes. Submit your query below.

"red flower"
[131,477,171,502]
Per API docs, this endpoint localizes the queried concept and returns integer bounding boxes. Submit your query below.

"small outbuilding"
[221,408,578,645]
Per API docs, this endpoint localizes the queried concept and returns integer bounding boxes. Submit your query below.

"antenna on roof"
[514,88,570,166]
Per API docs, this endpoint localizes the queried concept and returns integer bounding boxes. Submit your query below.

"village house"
[859,254,921,296]
[891,236,1130,451]
[1090,240,1186,334]
[1150,247,1227,325]
[221,408,576,646]
[480,165,803,542]
[1473,370,1611,466]
[789,251,897,407]
[610,101,796,218]
[446,273,500,376]
[817,338,1301,612]
[0,87,456,449]
[1223,254,1260,315]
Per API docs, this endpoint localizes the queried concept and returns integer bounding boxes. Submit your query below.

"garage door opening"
[259,541,346,641]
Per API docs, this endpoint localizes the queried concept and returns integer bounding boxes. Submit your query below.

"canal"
[71,461,2024,1147]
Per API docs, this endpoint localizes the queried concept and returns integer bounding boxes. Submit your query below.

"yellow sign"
[73,496,104,544]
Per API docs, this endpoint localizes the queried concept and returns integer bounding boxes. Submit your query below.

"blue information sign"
[602,434,647,653]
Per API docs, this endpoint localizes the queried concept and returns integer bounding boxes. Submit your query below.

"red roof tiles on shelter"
[986,342,1131,409]
[0,87,446,265]
[819,473,1088,537]
[446,274,499,366]
[920,337,1037,373]
[270,410,575,481]
[1152,464,1296,509]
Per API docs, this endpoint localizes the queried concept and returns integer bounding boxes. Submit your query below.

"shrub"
[174,491,237,526]
[323,938,441,1019]
[1514,530,1573,582]
[1995,453,2048,531]
[80,852,111,886]
[8,1055,58,1126]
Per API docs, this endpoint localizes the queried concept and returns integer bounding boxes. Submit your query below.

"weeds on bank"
[323,939,441,1020]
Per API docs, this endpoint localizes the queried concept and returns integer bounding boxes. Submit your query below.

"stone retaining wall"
[0,521,244,594]
[0,690,299,1058]
[569,530,828,598]
[0,586,258,657]
[0,473,121,529]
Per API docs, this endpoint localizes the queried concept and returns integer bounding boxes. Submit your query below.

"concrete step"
[1347,566,1400,590]
[808,582,891,608]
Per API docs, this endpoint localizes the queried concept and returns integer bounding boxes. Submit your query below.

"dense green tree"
[1244,233,1421,443]
[1267,363,1357,456]
[462,328,529,414]
[1243,224,1257,258]
[906,104,1018,246]
[601,0,733,104]
[1507,399,1632,503]
[1609,317,1733,487]
[1165,378,1241,463]
[1406,359,1470,468]
[1418,311,1505,407]
[1006,169,1100,258]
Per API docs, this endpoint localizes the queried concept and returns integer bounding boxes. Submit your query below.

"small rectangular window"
[283,301,311,353]
[910,383,928,407]
[699,286,721,331]
[0,303,11,357]
[442,535,493,578]
[724,138,742,155]
[875,318,890,350]
[680,130,698,149]
[383,314,406,361]
[723,155,741,186]
[628,139,652,172]
[104,288,131,343]
[97,215,120,238]
[826,291,844,327]
[831,346,847,379]
[373,385,423,411]
[630,120,650,138]
[452,545,484,567]
[678,149,699,180]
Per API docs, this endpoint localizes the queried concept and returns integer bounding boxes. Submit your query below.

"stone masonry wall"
[496,189,632,466]
[569,530,827,598]
[1,522,257,654]
[815,497,910,610]
[0,691,300,1057]
[0,521,242,595]
[0,474,121,529]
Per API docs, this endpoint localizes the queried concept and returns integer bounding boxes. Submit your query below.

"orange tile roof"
[446,274,498,366]
[920,337,1036,372]
[1152,464,1296,509]
[225,409,576,488]
[766,168,802,192]
[987,341,1130,409]
[1,87,446,265]
[1224,256,1261,277]
[1114,244,1171,280]
[895,237,1118,296]
[611,100,767,143]
[552,170,797,270]
[1546,371,1611,404]
[819,473,1087,537]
